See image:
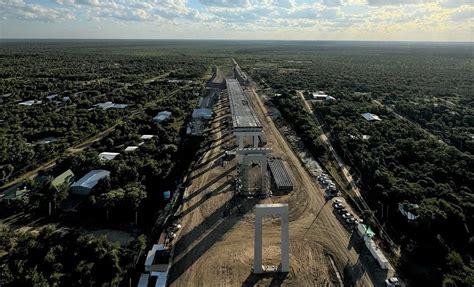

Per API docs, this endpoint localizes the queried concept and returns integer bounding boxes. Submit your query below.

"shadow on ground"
[242,272,289,287]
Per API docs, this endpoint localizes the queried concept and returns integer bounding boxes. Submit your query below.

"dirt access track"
[169,81,390,286]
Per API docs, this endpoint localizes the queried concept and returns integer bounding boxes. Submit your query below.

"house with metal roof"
[99,152,120,161]
[140,135,155,140]
[71,169,110,195]
[125,146,139,152]
[19,100,42,106]
[94,102,128,110]
[361,112,381,122]
[51,169,75,190]
[153,111,172,123]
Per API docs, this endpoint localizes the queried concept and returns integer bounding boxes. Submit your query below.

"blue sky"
[0,0,472,41]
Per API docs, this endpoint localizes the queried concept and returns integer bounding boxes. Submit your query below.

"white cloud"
[0,0,471,40]
[0,0,75,22]
[367,0,435,6]
[273,0,295,8]
[439,0,473,8]
[450,6,473,21]
[199,0,250,8]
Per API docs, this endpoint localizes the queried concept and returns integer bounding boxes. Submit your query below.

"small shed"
[311,91,329,100]
[19,100,42,106]
[46,94,58,100]
[398,202,419,221]
[361,113,381,122]
[94,101,115,110]
[140,135,155,140]
[153,111,172,123]
[71,169,110,195]
[99,152,120,161]
[125,146,139,152]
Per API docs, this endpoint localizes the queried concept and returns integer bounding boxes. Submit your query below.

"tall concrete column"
[254,204,289,274]
[253,135,259,147]
[280,210,290,272]
[238,135,244,148]
[254,212,263,273]
[260,159,267,192]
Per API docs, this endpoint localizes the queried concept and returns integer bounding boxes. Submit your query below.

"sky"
[0,0,472,41]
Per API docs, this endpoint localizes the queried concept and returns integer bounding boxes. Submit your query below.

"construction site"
[163,62,394,286]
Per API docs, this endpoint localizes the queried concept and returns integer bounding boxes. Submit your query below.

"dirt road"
[169,82,389,285]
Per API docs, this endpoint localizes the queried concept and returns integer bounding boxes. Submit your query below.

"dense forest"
[0,40,472,286]
[0,42,209,185]
[0,41,213,286]
[0,224,146,286]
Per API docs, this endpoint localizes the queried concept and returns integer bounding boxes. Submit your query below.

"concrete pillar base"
[254,204,289,274]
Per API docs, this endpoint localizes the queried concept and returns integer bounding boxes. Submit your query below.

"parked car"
[342,212,353,219]
[333,199,342,204]
[385,277,400,287]
[333,203,344,209]
[338,208,347,214]
[345,217,356,225]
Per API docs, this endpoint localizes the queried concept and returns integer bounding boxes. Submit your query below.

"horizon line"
[1,38,473,44]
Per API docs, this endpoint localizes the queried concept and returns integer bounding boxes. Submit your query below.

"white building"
[361,112,381,122]
[19,100,42,106]
[140,135,155,140]
[94,102,128,110]
[99,152,120,161]
[125,146,139,152]
[71,169,110,195]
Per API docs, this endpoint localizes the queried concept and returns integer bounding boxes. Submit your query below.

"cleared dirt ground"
[169,82,389,286]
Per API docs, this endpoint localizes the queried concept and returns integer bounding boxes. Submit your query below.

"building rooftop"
[153,111,172,123]
[137,274,149,287]
[46,94,58,100]
[71,169,110,190]
[52,169,75,189]
[226,79,262,130]
[94,102,128,110]
[361,112,381,122]
[19,100,42,106]
[268,159,293,190]
[125,146,139,152]
[99,152,120,161]
[141,135,155,140]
